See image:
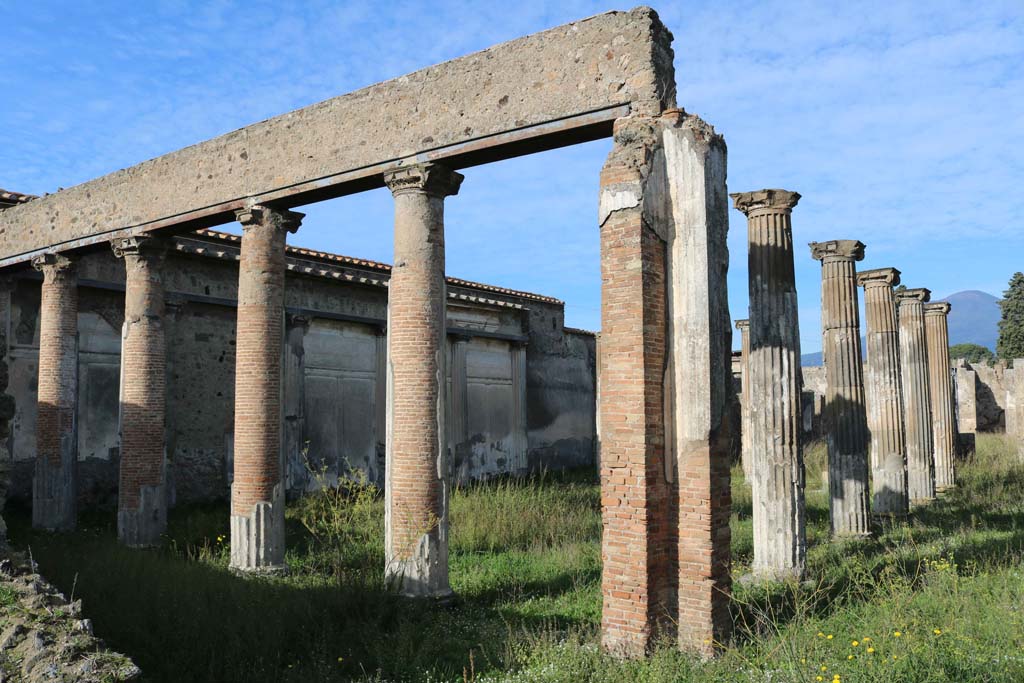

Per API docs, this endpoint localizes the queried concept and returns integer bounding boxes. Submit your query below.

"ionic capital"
[110,234,169,262]
[730,189,800,216]
[734,319,749,331]
[235,205,304,235]
[809,239,865,263]
[857,267,901,288]
[384,163,463,199]
[924,302,952,316]
[895,287,931,304]
[31,253,76,281]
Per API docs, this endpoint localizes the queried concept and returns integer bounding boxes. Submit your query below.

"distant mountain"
[800,290,1000,367]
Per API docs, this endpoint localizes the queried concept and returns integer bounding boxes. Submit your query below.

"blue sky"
[2,1,1022,352]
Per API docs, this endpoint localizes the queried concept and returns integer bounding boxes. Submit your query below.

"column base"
[118,484,167,548]
[742,565,805,584]
[230,484,286,573]
[32,455,76,532]
[385,530,452,598]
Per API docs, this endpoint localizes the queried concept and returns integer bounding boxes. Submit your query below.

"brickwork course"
[896,288,936,504]
[858,268,910,516]
[383,163,462,599]
[810,240,871,537]
[924,302,957,491]
[31,254,78,532]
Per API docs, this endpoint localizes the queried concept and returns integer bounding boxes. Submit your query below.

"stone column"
[283,314,309,494]
[32,254,78,532]
[510,342,528,475]
[858,268,908,516]
[735,319,752,480]
[383,162,462,599]
[448,335,470,484]
[896,288,934,504]
[731,189,806,580]
[810,240,870,537]
[230,205,303,572]
[924,302,956,491]
[111,236,169,547]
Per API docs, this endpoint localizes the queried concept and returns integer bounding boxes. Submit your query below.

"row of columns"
[732,192,959,580]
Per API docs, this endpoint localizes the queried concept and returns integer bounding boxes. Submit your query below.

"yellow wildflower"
[852,640,859,647]
[847,655,854,660]
[867,647,875,654]
[827,634,834,640]
[816,677,823,682]
[933,629,942,635]
[821,665,828,671]
[893,631,902,637]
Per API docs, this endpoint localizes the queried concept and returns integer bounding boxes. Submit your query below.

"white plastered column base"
[230,482,287,572]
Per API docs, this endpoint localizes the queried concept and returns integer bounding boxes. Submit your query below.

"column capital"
[734,319,749,331]
[31,253,76,280]
[110,234,169,261]
[285,312,313,330]
[924,302,952,316]
[895,287,931,303]
[857,267,900,288]
[384,163,463,198]
[730,189,800,216]
[235,205,304,234]
[809,239,865,262]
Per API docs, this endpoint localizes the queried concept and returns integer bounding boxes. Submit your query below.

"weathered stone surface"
[810,240,870,537]
[230,206,303,572]
[924,302,956,490]
[0,7,675,267]
[735,319,751,479]
[732,189,806,580]
[858,267,909,516]
[384,162,461,599]
[953,360,977,435]
[896,288,935,504]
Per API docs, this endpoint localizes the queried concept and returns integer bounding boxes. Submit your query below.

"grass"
[5,434,1024,682]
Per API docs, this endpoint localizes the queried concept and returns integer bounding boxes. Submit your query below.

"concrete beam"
[0,7,675,267]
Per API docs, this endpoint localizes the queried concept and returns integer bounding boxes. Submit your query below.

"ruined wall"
[972,360,1011,431]
[5,241,596,503]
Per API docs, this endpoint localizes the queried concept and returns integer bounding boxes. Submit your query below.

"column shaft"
[925,303,956,490]
[858,269,908,516]
[384,163,461,598]
[811,241,870,536]
[733,189,806,580]
[32,254,78,532]
[896,289,934,503]
[230,205,303,572]
[112,236,168,547]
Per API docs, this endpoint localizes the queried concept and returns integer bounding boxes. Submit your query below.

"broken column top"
[735,319,749,330]
[924,302,952,315]
[857,267,901,287]
[895,287,931,303]
[809,240,865,262]
[730,189,801,215]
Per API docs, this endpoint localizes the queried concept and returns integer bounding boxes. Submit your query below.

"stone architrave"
[810,240,870,537]
[857,268,909,516]
[111,235,170,547]
[230,205,304,572]
[731,189,806,580]
[735,319,752,479]
[895,288,935,504]
[599,112,732,657]
[383,162,462,599]
[31,254,78,532]
[924,302,956,491]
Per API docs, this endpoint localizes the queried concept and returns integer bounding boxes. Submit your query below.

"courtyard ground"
[6,434,1024,682]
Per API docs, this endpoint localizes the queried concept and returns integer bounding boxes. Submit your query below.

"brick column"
[858,268,909,516]
[31,253,78,532]
[924,302,956,491]
[810,240,870,537]
[111,236,169,547]
[383,162,462,598]
[896,288,934,504]
[230,205,303,572]
[735,319,752,480]
[731,189,806,580]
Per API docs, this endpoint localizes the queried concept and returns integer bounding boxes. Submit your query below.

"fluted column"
[112,235,169,547]
[896,288,934,504]
[384,162,462,599]
[31,254,78,532]
[858,268,908,516]
[924,302,956,491]
[810,240,870,537]
[732,189,806,580]
[230,205,304,572]
[735,319,752,480]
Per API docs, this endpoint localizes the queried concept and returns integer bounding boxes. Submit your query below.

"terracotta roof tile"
[0,188,38,206]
